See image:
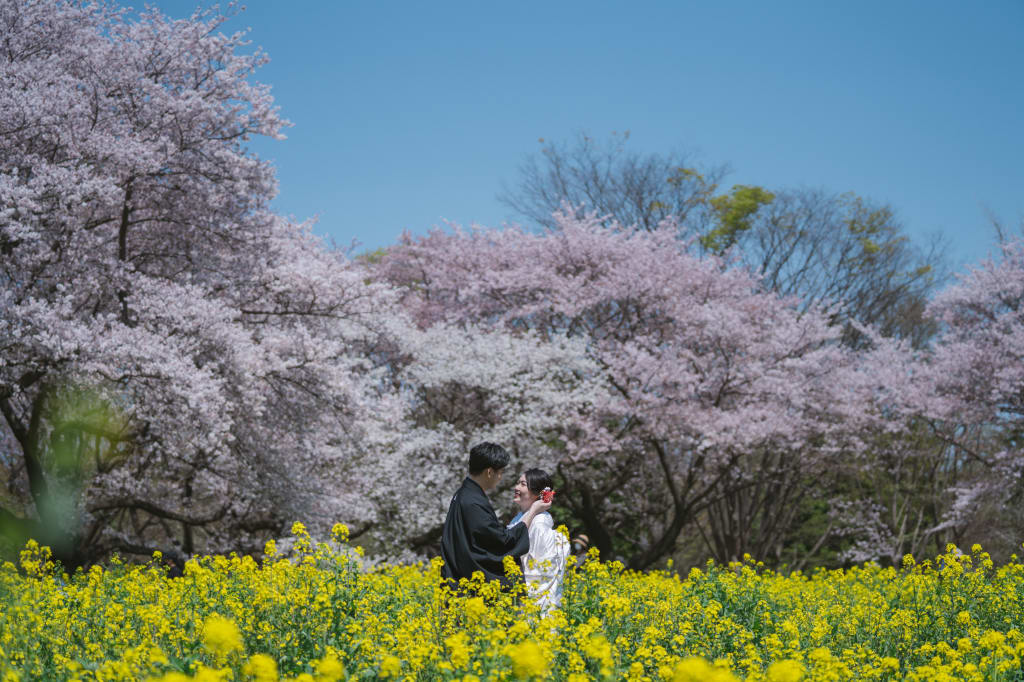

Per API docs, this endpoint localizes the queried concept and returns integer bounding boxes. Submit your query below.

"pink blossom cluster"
[374,211,927,566]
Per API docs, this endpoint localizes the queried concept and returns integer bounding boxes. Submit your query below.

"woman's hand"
[530,498,553,514]
[519,497,554,529]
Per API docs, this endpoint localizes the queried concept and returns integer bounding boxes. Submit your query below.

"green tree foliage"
[703,185,776,253]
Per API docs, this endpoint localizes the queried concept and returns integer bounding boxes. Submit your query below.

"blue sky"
[152,1,1023,272]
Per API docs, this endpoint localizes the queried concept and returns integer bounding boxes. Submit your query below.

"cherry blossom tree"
[825,419,961,566]
[351,323,600,559]
[914,240,1024,553]
[0,0,403,566]
[8,0,1010,571]
[822,243,1024,565]
[376,210,891,568]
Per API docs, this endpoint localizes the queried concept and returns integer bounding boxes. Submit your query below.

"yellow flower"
[201,614,244,657]
[330,523,349,543]
[583,634,613,668]
[314,653,343,682]
[503,554,523,578]
[7,529,1024,682]
[446,631,472,669]
[379,655,402,678]
[464,597,489,623]
[242,653,278,682]
[194,665,232,682]
[766,659,803,682]
[508,640,546,679]
[673,657,738,682]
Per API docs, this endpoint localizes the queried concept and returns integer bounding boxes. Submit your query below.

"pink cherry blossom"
[375,209,894,566]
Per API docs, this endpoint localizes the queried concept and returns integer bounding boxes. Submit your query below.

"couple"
[440,442,569,612]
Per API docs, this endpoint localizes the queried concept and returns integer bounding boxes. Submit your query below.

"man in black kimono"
[441,442,552,589]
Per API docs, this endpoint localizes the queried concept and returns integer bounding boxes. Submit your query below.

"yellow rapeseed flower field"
[1,525,1022,681]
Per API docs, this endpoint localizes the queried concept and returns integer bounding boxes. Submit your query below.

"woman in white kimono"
[508,468,570,613]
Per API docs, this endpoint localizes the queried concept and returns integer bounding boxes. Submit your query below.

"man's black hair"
[468,442,510,475]
[523,467,553,496]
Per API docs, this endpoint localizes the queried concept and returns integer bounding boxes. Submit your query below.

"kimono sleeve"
[525,522,570,579]
[466,499,529,556]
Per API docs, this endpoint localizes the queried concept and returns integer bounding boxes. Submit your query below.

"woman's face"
[512,473,538,512]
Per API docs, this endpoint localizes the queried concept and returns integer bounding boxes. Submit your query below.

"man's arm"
[465,499,531,555]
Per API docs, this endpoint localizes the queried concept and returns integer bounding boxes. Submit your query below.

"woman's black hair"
[522,467,554,496]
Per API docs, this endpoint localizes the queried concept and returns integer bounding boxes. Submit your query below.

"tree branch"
[88,499,227,526]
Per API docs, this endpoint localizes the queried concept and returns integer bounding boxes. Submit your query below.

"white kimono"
[509,511,569,613]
